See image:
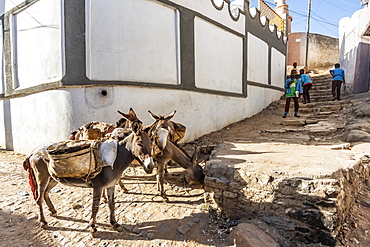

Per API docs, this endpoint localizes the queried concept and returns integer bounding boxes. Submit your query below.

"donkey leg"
[157,163,168,202]
[118,180,129,193]
[106,186,123,232]
[30,155,50,228]
[36,180,49,228]
[89,187,103,234]
[44,179,58,216]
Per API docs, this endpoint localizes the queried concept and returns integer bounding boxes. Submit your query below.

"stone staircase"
[309,73,333,102]
[279,72,360,137]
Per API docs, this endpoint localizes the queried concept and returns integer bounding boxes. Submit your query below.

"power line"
[311,10,338,27]
[311,18,338,36]
[315,0,324,11]
[322,0,356,14]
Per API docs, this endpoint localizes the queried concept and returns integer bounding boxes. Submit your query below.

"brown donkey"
[23,119,154,234]
[146,110,204,201]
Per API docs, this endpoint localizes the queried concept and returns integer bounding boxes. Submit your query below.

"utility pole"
[305,0,311,68]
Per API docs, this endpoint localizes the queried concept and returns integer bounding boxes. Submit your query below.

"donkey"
[146,110,204,201]
[153,140,204,201]
[23,119,154,234]
[69,108,143,193]
[69,108,142,141]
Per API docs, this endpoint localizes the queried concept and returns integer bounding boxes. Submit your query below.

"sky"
[247,0,364,38]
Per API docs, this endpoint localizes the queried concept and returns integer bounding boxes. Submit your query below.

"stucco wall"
[12,0,64,89]
[194,17,243,93]
[339,5,370,94]
[6,86,282,154]
[0,0,287,154]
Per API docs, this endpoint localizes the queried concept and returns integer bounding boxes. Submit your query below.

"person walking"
[290,62,298,75]
[329,63,345,101]
[283,70,303,118]
[300,69,312,104]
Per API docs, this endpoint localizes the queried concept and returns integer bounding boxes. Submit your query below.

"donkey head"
[117,108,143,130]
[119,108,154,173]
[185,148,205,185]
[148,110,176,132]
[147,110,177,150]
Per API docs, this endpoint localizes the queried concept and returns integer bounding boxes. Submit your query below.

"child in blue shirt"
[300,69,312,104]
[283,70,303,118]
[329,63,345,101]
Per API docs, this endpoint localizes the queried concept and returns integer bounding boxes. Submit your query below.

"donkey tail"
[23,157,38,201]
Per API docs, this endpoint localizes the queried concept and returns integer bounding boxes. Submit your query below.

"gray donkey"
[23,111,154,234]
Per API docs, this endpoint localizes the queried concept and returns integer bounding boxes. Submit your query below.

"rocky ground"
[1,89,370,246]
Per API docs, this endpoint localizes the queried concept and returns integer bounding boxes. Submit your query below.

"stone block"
[227,223,279,247]
[223,191,237,198]
[282,119,306,126]
[204,176,228,190]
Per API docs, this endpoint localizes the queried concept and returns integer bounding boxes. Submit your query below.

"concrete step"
[312,85,331,90]
[310,93,332,97]
[310,96,333,102]
[281,119,306,126]
[310,89,331,94]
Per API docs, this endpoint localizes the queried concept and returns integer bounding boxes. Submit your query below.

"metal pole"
[305,0,311,68]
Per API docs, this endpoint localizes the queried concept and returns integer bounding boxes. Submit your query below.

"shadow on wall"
[340,33,370,94]
[354,42,370,93]
[339,33,355,94]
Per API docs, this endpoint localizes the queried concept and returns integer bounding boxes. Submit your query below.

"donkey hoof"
[40,221,48,229]
[114,224,123,232]
[90,227,98,235]
[162,197,169,203]
[50,212,57,217]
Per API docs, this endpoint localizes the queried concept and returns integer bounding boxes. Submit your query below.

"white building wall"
[10,90,73,153]
[12,0,64,89]
[247,33,269,84]
[339,4,370,92]
[0,0,286,154]
[86,0,179,84]
[10,85,282,154]
[0,100,7,148]
[0,20,4,94]
[169,0,245,34]
[271,48,286,87]
[194,17,243,93]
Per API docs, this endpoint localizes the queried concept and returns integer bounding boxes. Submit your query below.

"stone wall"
[204,155,370,245]
[287,32,339,69]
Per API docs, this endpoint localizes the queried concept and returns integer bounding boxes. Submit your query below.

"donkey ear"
[117,110,131,120]
[148,110,160,120]
[164,110,176,120]
[129,108,137,118]
[132,121,141,134]
[191,147,198,164]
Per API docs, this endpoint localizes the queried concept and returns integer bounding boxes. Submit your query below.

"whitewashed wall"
[86,0,180,84]
[0,20,4,94]
[271,48,286,87]
[169,0,245,34]
[194,17,243,93]
[10,85,282,154]
[339,5,370,91]
[1,0,286,154]
[247,33,269,84]
[12,0,64,89]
